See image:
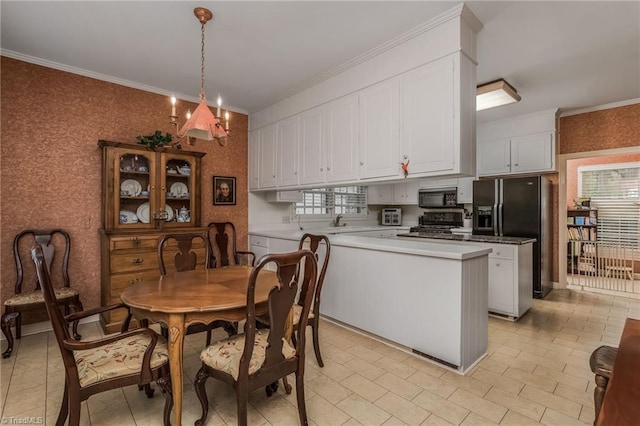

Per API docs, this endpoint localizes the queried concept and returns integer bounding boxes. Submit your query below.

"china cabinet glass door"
[114,149,156,229]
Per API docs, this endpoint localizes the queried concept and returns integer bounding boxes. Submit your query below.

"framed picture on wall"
[213,176,236,205]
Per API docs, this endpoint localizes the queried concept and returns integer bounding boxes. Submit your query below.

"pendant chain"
[200,23,206,100]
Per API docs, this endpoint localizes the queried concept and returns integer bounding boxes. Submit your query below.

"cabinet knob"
[272,175,276,178]
[514,163,519,167]
[327,167,331,171]
[320,168,324,172]
[128,278,141,285]
[150,186,155,190]
[161,186,166,191]
[131,258,144,265]
[495,252,501,256]
[131,238,141,247]
[360,161,364,166]
[294,171,298,175]
[496,263,500,267]
[506,164,510,167]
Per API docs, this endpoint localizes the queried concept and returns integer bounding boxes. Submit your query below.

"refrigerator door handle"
[498,203,504,236]
[493,203,499,236]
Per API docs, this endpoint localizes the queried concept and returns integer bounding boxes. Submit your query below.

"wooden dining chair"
[157,232,236,344]
[590,344,618,425]
[258,233,331,367]
[194,249,318,426]
[31,244,173,426]
[2,229,84,359]
[207,222,256,268]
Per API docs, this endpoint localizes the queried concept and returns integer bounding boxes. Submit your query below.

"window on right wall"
[579,162,640,248]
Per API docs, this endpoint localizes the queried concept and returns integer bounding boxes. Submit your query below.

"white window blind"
[579,163,640,248]
[295,186,367,217]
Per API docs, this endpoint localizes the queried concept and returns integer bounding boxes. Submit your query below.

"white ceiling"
[2,1,639,123]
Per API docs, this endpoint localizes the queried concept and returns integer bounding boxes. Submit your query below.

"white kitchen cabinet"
[299,105,325,186]
[249,235,269,265]
[477,132,554,177]
[248,131,260,190]
[400,55,455,176]
[419,177,458,190]
[325,94,359,183]
[367,184,394,204]
[258,123,277,189]
[393,180,419,204]
[276,116,299,187]
[358,78,401,180]
[457,177,474,204]
[265,190,303,203]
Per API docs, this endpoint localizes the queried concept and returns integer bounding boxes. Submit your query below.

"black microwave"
[418,188,458,208]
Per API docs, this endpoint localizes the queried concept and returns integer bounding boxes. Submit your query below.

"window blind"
[579,163,640,248]
[295,186,368,217]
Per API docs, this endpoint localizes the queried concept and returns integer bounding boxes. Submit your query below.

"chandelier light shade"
[476,79,521,111]
[171,7,229,144]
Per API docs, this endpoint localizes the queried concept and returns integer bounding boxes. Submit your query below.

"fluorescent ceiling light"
[476,79,521,111]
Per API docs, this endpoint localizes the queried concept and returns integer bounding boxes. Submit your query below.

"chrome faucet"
[333,214,343,227]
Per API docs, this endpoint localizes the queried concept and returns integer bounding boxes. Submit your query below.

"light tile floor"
[2,289,640,425]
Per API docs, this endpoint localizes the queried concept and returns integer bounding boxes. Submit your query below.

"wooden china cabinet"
[98,140,208,333]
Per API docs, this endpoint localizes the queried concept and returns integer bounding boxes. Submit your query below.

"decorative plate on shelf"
[119,210,138,224]
[121,179,142,196]
[170,182,189,197]
[136,202,150,224]
[165,204,174,221]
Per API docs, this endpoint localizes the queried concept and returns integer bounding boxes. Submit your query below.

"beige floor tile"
[488,352,537,373]
[532,365,588,392]
[503,367,557,393]
[484,387,545,422]
[383,416,410,425]
[420,413,455,425]
[539,407,591,426]
[520,385,582,419]
[252,391,307,426]
[375,392,429,425]
[324,343,357,364]
[459,412,500,425]
[337,393,392,426]
[407,371,457,399]
[347,344,385,364]
[578,405,596,425]
[343,418,365,426]
[412,390,469,425]
[404,357,448,378]
[373,343,412,363]
[447,388,506,424]
[475,357,508,375]
[500,410,544,426]
[323,358,357,382]
[553,383,593,408]
[307,395,351,426]
[308,374,353,405]
[470,367,523,394]
[375,372,423,401]
[439,371,491,398]
[214,397,269,425]
[341,373,388,402]
[374,355,417,379]
[344,357,386,381]
[517,351,566,372]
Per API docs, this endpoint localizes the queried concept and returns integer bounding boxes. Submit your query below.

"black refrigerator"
[472,175,552,299]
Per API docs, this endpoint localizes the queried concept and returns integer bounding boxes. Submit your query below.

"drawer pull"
[131,258,144,265]
[131,238,141,247]
[128,278,142,285]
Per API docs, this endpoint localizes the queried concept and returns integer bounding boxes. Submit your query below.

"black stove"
[410,211,463,234]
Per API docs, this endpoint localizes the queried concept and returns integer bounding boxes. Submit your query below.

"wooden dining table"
[120,265,278,426]
[596,318,640,426]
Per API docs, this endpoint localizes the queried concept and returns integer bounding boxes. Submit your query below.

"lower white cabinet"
[468,241,533,319]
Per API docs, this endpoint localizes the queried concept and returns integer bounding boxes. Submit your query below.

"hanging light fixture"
[476,79,521,111]
[170,7,229,145]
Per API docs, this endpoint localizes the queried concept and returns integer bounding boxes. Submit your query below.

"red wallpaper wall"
[0,57,249,321]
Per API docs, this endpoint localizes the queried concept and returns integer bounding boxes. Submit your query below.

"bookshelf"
[567,209,598,274]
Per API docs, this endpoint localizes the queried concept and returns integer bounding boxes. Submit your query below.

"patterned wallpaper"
[0,57,249,321]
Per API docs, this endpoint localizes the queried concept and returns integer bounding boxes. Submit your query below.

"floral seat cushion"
[4,287,79,306]
[74,334,169,387]
[200,329,296,380]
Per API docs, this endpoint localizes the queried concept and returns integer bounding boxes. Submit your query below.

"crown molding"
[560,98,640,117]
[1,49,249,115]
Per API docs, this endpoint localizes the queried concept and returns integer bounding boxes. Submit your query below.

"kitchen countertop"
[250,227,491,260]
[396,232,536,245]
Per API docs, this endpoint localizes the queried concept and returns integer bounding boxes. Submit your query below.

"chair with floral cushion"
[194,249,318,426]
[157,232,236,344]
[207,222,255,268]
[31,244,173,426]
[258,233,331,367]
[2,229,84,359]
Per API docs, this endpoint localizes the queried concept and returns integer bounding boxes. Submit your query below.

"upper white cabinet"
[393,180,419,204]
[299,105,325,186]
[258,123,277,189]
[325,95,359,183]
[276,116,299,187]
[358,78,400,179]
[477,109,557,177]
[457,177,474,204]
[367,184,394,204]
[400,56,455,176]
[248,131,260,190]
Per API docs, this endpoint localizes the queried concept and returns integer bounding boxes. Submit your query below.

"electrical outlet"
[282,216,291,224]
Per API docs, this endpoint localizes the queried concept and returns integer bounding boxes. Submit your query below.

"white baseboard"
[0,314,100,342]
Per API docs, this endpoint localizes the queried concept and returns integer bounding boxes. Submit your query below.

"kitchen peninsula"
[249,229,491,374]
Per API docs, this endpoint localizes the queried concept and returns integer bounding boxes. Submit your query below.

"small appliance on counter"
[381,208,402,226]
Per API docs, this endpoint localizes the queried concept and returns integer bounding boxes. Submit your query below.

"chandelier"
[170,7,229,145]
